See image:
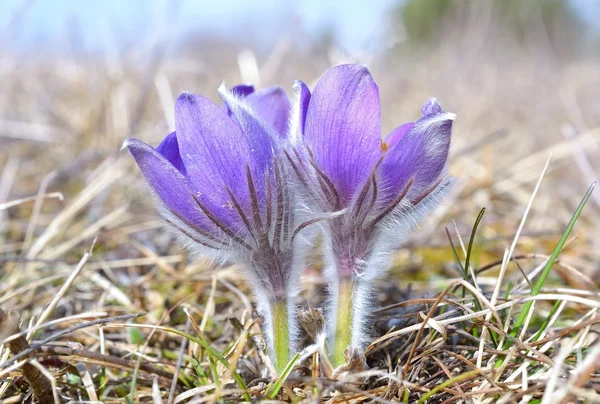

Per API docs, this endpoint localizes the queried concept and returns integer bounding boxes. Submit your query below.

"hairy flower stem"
[332,279,354,367]
[270,300,290,373]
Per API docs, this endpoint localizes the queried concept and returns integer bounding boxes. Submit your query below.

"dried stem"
[0,308,54,403]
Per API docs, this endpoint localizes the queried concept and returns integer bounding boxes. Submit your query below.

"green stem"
[271,300,289,373]
[332,279,354,367]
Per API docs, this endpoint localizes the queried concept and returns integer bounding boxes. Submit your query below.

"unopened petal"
[156,131,186,176]
[304,64,382,204]
[222,84,255,116]
[294,80,311,137]
[124,138,211,231]
[421,97,442,116]
[231,84,255,98]
[245,86,291,138]
[218,84,277,197]
[384,122,415,150]
[381,103,454,202]
[175,92,257,229]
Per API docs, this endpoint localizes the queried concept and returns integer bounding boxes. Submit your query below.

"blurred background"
[2,0,600,282]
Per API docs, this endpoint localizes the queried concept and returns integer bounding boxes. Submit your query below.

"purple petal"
[421,97,442,116]
[380,102,455,202]
[245,86,291,138]
[292,80,311,139]
[123,138,211,232]
[222,84,255,115]
[218,84,276,182]
[304,64,382,203]
[175,92,258,228]
[384,122,415,150]
[231,84,255,98]
[156,131,186,176]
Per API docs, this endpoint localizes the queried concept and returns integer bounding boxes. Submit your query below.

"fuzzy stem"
[271,300,290,373]
[332,279,354,367]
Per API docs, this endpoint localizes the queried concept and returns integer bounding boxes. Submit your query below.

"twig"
[37,346,176,386]
[0,308,54,403]
[0,312,143,370]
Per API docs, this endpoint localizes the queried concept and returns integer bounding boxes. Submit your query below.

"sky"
[0,0,398,53]
[1,0,599,54]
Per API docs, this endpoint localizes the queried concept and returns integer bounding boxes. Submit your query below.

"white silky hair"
[217,82,284,149]
[315,178,453,352]
[416,111,456,159]
[319,225,353,354]
[348,178,454,350]
[269,90,457,359]
[288,80,306,147]
[156,176,314,362]
[292,138,454,352]
[141,83,318,366]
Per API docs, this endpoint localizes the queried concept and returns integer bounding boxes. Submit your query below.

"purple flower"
[123,84,305,372]
[224,84,291,138]
[290,64,455,366]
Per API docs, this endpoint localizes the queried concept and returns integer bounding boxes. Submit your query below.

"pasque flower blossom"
[289,64,455,366]
[123,84,305,372]
[124,64,454,373]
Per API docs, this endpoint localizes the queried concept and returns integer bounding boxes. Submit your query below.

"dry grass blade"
[0,192,64,211]
[28,243,93,339]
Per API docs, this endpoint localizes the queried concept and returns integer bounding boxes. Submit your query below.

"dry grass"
[1,6,600,402]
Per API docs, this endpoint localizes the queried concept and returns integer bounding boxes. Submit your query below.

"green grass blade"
[465,208,486,340]
[531,300,562,342]
[190,357,210,386]
[445,226,468,326]
[445,227,466,278]
[127,350,142,403]
[464,207,485,282]
[169,327,251,401]
[125,324,251,401]
[416,369,480,404]
[511,182,596,337]
[402,388,410,403]
[465,208,496,343]
[208,356,220,390]
[266,353,300,399]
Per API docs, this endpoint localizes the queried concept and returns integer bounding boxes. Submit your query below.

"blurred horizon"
[2,0,600,56]
[3,0,397,54]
